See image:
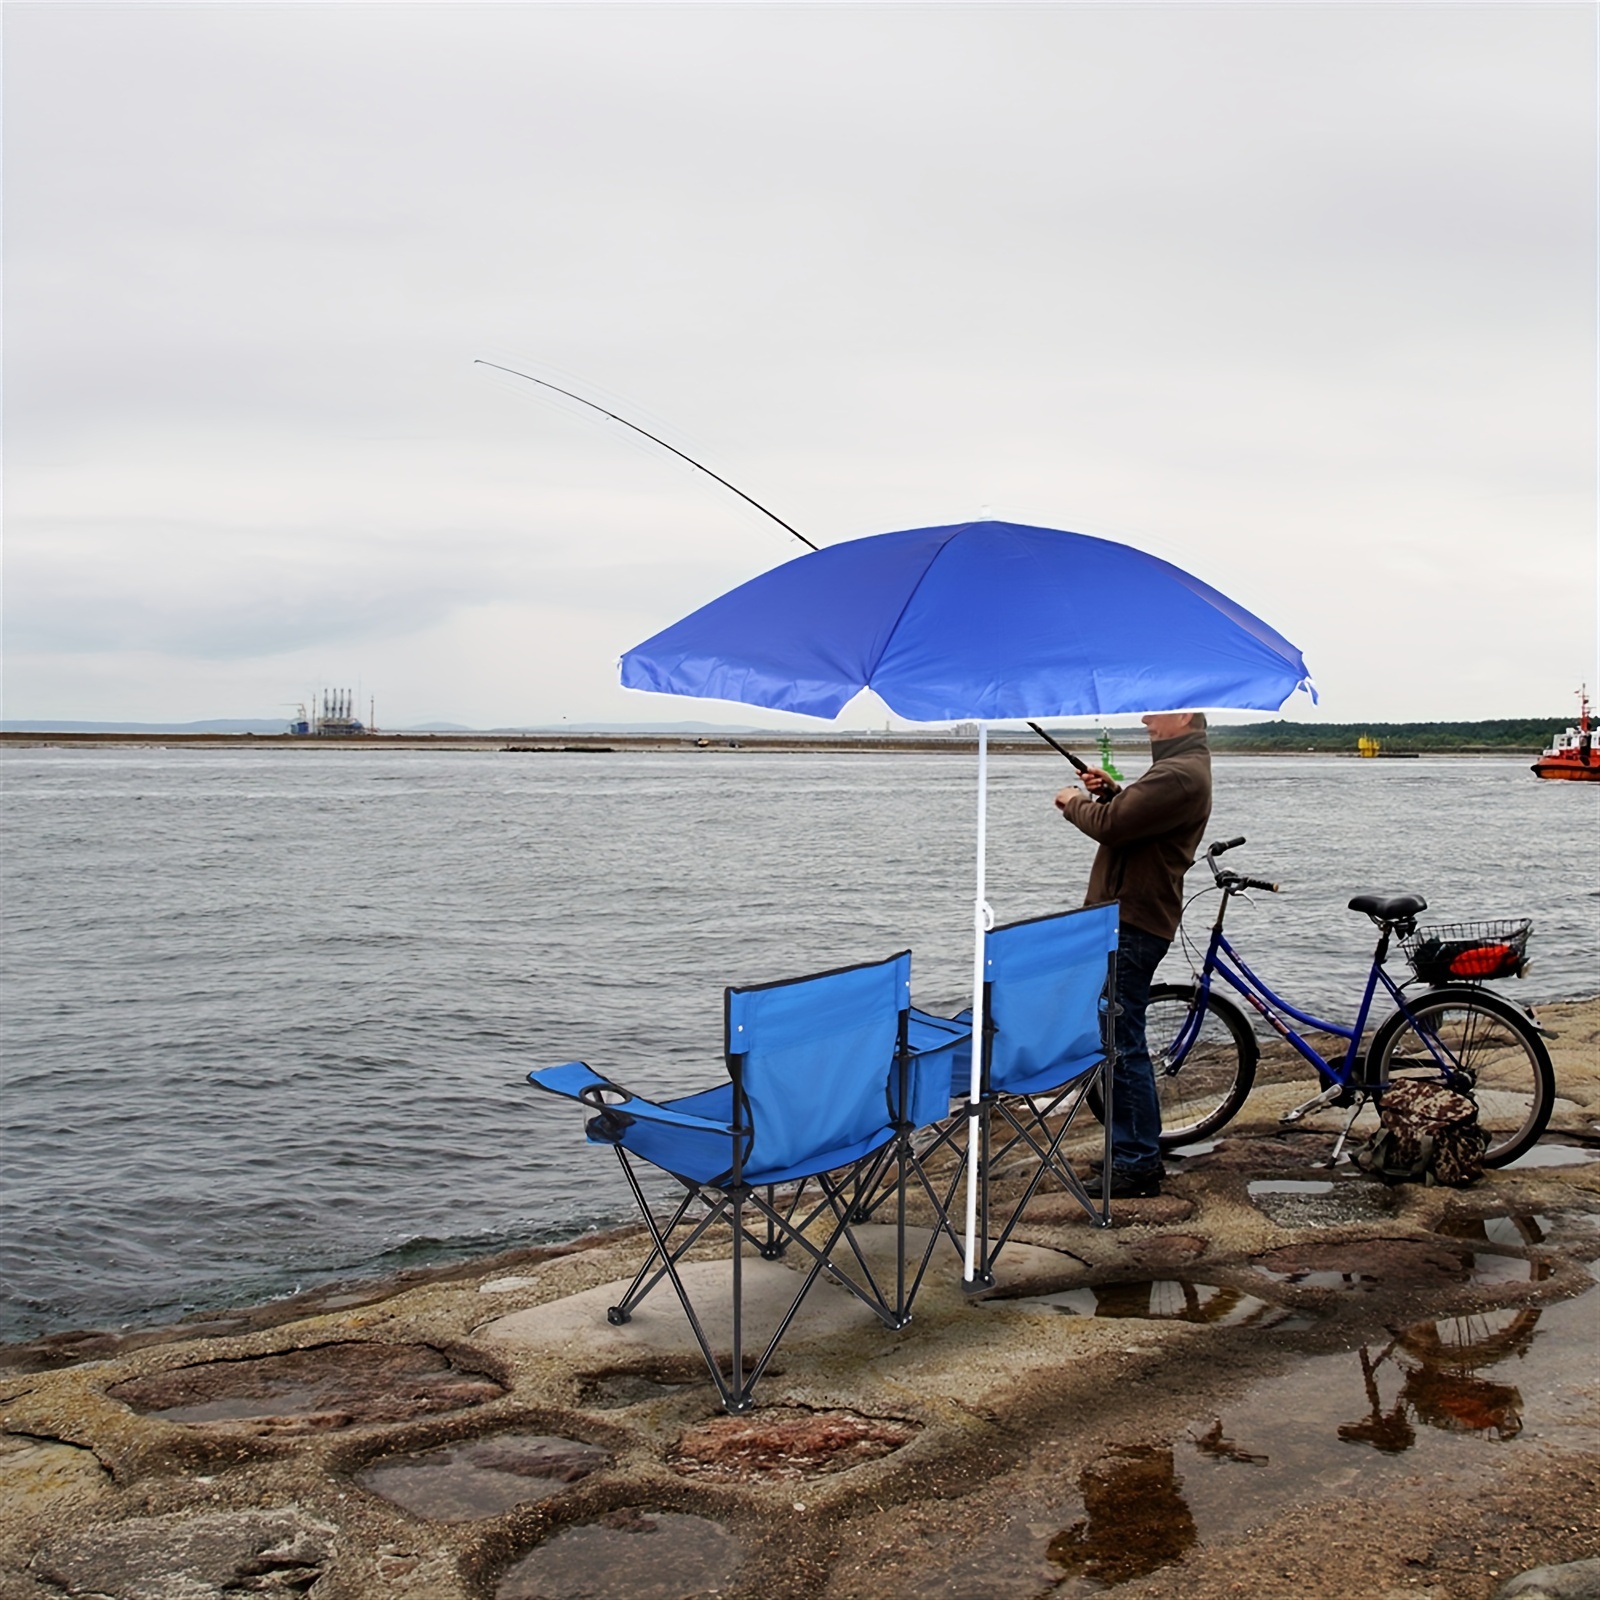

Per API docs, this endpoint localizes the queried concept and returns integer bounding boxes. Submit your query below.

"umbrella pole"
[963,722,990,1287]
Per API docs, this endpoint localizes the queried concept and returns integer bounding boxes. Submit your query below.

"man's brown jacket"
[1058,729,1213,941]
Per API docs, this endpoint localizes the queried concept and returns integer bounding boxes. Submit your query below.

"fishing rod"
[474,360,817,552]
[1028,720,1113,802]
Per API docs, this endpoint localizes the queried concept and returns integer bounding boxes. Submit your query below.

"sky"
[3,1,1595,730]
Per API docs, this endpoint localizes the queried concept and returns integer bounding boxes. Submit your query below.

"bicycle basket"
[1401,919,1532,984]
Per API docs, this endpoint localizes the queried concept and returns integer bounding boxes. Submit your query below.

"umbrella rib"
[860,522,975,706]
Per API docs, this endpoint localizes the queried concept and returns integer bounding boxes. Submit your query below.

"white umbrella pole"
[963,722,990,1284]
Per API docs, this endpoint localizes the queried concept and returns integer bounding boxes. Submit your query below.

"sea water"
[1,746,1595,1342]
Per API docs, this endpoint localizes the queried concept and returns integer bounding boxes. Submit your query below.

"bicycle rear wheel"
[1368,988,1554,1167]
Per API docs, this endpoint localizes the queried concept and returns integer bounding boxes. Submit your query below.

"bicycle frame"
[1177,898,1416,1090]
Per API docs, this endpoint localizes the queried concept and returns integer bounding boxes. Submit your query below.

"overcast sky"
[4,2,1594,729]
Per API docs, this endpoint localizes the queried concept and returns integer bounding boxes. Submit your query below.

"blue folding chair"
[970,902,1120,1282]
[860,904,1118,1290]
[528,950,928,1412]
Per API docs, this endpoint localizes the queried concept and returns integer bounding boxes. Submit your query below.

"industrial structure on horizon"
[288,690,370,737]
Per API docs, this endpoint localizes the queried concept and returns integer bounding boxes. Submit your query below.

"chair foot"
[961,1273,995,1295]
[759,1244,787,1260]
[606,1306,631,1325]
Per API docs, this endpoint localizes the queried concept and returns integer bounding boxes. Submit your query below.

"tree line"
[1205,719,1559,753]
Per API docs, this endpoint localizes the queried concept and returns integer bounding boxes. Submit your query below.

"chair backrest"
[984,903,1119,1095]
[726,950,910,1180]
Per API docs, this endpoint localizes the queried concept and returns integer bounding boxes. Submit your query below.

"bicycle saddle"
[1347,892,1427,921]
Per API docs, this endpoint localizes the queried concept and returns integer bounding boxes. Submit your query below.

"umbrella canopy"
[621,520,1312,719]
[620,518,1312,1284]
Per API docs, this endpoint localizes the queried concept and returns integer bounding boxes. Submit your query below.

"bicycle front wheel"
[1368,989,1554,1167]
[1147,984,1258,1146]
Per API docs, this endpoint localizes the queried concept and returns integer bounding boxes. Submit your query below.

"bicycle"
[1121,837,1556,1167]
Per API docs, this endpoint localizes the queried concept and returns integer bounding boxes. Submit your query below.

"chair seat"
[998,1052,1101,1100]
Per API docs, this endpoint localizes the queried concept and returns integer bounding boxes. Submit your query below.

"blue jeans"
[1110,925,1170,1177]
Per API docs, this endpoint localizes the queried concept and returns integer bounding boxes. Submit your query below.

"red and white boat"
[1531,686,1598,782]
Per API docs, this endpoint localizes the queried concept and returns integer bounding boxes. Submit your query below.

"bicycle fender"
[1155,982,1260,1066]
[1421,984,1555,1037]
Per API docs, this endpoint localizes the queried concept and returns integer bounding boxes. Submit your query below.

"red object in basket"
[1449,943,1514,978]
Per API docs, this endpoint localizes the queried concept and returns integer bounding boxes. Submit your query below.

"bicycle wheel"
[1368,988,1554,1167]
[1088,984,1258,1146]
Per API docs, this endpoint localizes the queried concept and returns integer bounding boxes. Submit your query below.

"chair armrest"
[527,1062,734,1135]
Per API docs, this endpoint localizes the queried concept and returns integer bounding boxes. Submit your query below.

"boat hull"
[1530,758,1600,782]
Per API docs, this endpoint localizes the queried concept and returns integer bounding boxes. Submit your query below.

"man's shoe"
[1087,1157,1165,1178]
[1083,1168,1162,1200]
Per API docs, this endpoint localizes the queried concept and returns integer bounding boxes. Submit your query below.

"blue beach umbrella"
[621,519,1313,1277]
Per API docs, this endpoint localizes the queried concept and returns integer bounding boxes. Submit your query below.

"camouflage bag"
[1353,1079,1489,1187]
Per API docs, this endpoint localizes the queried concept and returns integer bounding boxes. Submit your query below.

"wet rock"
[1023,1192,1195,1226]
[107,1342,503,1434]
[579,1372,690,1408]
[1495,1559,1600,1600]
[356,1433,610,1521]
[495,1509,741,1600]
[0,1432,109,1512]
[1121,1232,1209,1270]
[31,1507,335,1598]
[670,1407,919,1479]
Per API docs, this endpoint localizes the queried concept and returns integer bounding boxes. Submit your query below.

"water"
[2,747,1595,1343]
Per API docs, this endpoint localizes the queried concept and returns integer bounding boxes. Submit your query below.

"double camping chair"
[528,902,1119,1411]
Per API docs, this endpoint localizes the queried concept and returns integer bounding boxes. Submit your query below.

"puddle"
[1459,1252,1553,1286]
[357,1434,610,1521]
[670,1407,919,1479]
[825,1286,1600,1599]
[1008,1281,1289,1327]
[1167,1140,1218,1159]
[108,1342,504,1433]
[1046,1445,1196,1585]
[1257,1269,1382,1292]
[1438,1213,1550,1247]
[1505,1144,1600,1169]
[495,1509,742,1600]
[1248,1180,1334,1196]
[1164,1288,1600,1539]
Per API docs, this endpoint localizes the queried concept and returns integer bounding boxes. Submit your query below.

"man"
[1054,711,1212,1198]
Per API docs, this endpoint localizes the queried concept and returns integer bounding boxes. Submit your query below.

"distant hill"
[1,716,1566,751]
[1,718,776,736]
[1,718,291,735]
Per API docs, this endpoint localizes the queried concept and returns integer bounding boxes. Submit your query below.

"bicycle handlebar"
[1202,836,1281,894]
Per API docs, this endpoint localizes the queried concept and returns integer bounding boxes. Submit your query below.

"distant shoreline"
[0,729,1550,756]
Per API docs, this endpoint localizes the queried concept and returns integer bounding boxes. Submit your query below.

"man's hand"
[1055,768,1120,812]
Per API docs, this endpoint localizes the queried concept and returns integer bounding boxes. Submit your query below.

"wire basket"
[1402,919,1532,984]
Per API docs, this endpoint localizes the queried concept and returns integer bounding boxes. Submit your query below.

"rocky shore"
[3,999,1597,1600]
